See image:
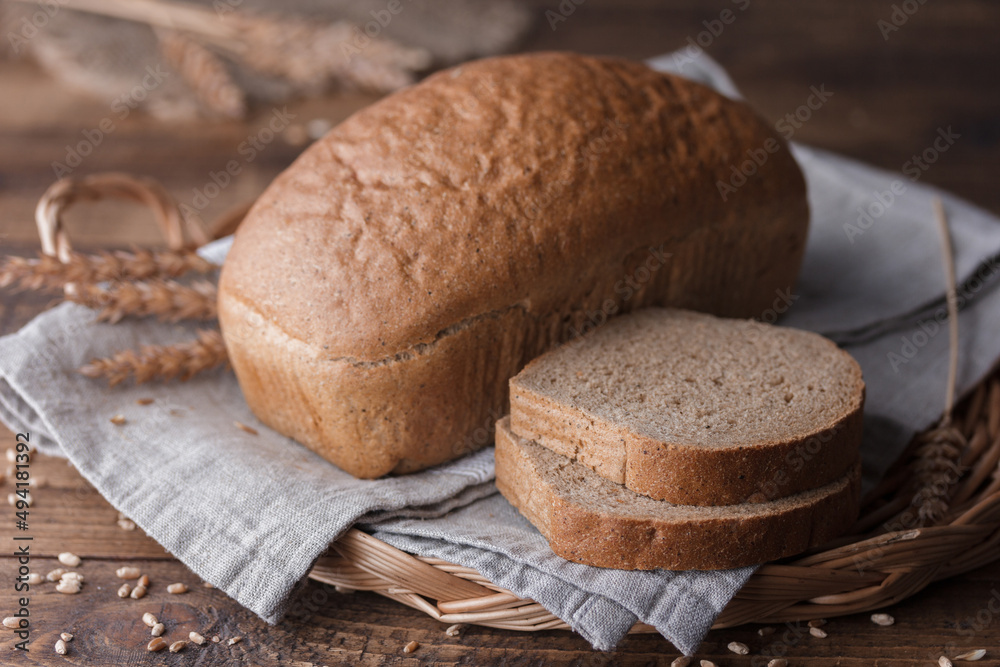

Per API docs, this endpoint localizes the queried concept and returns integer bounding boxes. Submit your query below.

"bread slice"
[495,417,860,570]
[509,308,864,506]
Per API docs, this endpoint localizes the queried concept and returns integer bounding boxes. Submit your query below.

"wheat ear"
[0,249,215,291]
[156,28,246,119]
[79,329,228,386]
[67,279,217,323]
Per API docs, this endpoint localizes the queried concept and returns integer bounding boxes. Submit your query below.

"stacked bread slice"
[495,308,865,570]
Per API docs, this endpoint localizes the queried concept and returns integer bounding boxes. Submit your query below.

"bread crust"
[495,418,861,571]
[509,313,866,506]
[218,52,809,478]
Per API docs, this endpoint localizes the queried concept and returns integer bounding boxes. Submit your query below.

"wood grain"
[2,0,1000,664]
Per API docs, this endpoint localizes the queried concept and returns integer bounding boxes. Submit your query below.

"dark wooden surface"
[2,0,1000,664]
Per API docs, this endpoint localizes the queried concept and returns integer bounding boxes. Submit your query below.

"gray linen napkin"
[3,50,1000,656]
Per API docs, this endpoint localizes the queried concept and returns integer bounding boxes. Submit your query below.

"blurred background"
[1,0,998,251]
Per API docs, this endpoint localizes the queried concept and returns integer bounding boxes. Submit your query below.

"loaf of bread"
[495,417,861,570]
[218,52,809,478]
[509,308,865,505]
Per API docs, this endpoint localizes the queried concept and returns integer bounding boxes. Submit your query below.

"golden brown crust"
[218,52,809,477]
[494,418,861,571]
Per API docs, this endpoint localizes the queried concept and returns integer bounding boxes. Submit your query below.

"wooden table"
[2,1,999,664]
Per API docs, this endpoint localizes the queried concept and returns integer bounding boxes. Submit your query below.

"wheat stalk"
[224,12,431,93]
[10,0,431,94]
[912,199,968,525]
[67,279,217,323]
[156,28,246,119]
[0,249,215,291]
[79,329,227,386]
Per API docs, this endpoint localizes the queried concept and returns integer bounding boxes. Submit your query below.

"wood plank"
[2,553,999,665]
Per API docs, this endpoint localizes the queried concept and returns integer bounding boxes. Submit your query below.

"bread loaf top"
[219,52,807,362]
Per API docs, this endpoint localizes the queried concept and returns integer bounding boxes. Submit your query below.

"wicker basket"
[22,172,1000,635]
[309,372,1000,633]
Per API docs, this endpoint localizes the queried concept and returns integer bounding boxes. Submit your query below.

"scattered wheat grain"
[116,566,141,579]
[55,639,67,655]
[728,641,750,655]
[670,657,691,667]
[954,649,987,661]
[60,633,73,641]
[758,626,775,637]
[167,583,188,594]
[136,398,155,405]
[940,657,954,667]
[768,660,788,667]
[26,573,42,585]
[871,613,895,626]
[148,637,168,652]
[169,640,187,653]
[142,613,158,627]
[2,617,20,629]
[228,636,242,646]
[403,640,419,654]
[445,624,464,637]
[109,415,126,425]
[46,568,66,582]
[117,583,132,598]
[152,623,165,637]
[189,631,206,645]
[131,585,147,599]
[55,579,81,594]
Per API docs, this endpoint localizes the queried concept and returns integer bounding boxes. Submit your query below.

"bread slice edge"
[495,416,861,571]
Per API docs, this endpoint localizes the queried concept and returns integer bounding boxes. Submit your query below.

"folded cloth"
[2,50,1000,656]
